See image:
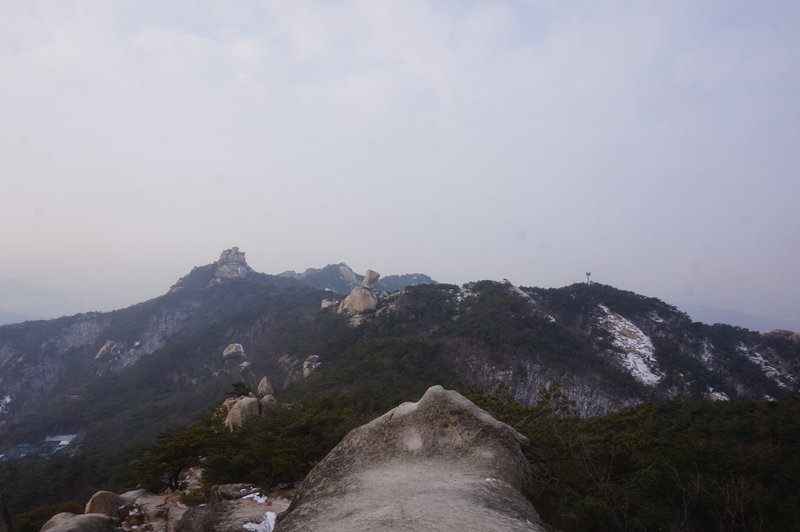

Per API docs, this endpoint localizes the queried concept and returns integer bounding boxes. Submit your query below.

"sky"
[1,1,799,329]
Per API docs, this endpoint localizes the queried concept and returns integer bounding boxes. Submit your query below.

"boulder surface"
[275,385,547,531]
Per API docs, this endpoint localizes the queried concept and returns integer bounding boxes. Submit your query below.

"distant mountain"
[0,248,797,457]
[679,302,800,333]
[0,277,70,320]
[278,263,435,293]
[0,309,34,326]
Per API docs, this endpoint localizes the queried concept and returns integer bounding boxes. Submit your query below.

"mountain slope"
[1,250,798,455]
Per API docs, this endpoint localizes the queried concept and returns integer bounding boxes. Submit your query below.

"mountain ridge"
[0,248,797,454]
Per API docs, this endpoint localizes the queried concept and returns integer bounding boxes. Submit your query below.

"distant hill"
[679,302,800,332]
[0,309,34,326]
[278,263,435,294]
[0,277,70,320]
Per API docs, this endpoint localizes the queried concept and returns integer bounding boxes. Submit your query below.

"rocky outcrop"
[40,513,120,532]
[275,385,547,532]
[176,485,288,532]
[256,376,273,397]
[222,376,277,430]
[277,354,321,385]
[361,269,380,289]
[337,270,381,320]
[210,247,254,285]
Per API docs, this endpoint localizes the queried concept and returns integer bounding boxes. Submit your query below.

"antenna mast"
[586,272,591,284]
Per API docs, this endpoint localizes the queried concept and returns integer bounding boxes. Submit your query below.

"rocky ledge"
[275,385,547,531]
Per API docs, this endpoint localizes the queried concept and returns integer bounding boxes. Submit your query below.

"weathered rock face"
[256,376,274,397]
[176,484,288,532]
[222,343,245,359]
[362,269,380,289]
[222,375,277,430]
[84,491,127,518]
[338,286,378,314]
[211,247,254,284]
[40,512,120,532]
[275,385,547,532]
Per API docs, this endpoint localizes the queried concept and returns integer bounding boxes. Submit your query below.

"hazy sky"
[2,1,799,327]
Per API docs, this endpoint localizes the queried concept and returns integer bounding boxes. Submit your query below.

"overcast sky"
[1,1,799,328]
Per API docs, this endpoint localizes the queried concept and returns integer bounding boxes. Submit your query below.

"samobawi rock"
[338,287,377,314]
[275,385,547,532]
[256,375,274,397]
[223,396,260,430]
[362,269,380,289]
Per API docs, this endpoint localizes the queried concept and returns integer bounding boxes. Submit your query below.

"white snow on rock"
[648,311,665,323]
[707,389,730,401]
[0,395,10,414]
[737,343,792,388]
[598,305,662,386]
[244,511,277,532]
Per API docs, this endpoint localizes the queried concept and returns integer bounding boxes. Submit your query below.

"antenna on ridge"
[586,272,591,284]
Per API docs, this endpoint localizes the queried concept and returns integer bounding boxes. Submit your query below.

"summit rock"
[275,385,547,531]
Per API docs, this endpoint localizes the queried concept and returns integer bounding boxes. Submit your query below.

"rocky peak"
[211,247,254,284]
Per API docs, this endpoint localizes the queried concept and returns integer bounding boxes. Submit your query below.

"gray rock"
[362,269,380,289]
[224,396,260,430]
[222,343,245,359]
[84,491,126,518]
[256,376,274,398]
[211,247,254,284]
[259,394,276,412]
[275,385,547,532]
[337,286,378,314]
[40,513,120,532]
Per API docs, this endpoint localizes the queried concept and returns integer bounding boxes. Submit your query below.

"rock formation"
[39,486,289,532]
[222,375,277,430]
[211,247,254,285]
[275,385,547,531]
[222,343,246,360]
[337,270,380,319]
[277,354,321,385]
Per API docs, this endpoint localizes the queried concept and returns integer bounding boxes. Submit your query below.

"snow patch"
[598,305,662,386]
[737,343,791,388]
[707,389,729,401]
[244,512,277,532]
[243,492,269,504]
[0,395,11,414]
[649,312,665,323]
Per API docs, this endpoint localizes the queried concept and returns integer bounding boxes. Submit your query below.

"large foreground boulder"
[40,513,120,532]
[275,385,547,531]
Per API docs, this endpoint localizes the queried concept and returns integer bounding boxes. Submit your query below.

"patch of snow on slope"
[649,311,665,323]
[0,395,10,414]
[737,344,791,388]
[707,389,729,401]
[244,512,276,532]
[598,305,662,386]
[699,341,715,367]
